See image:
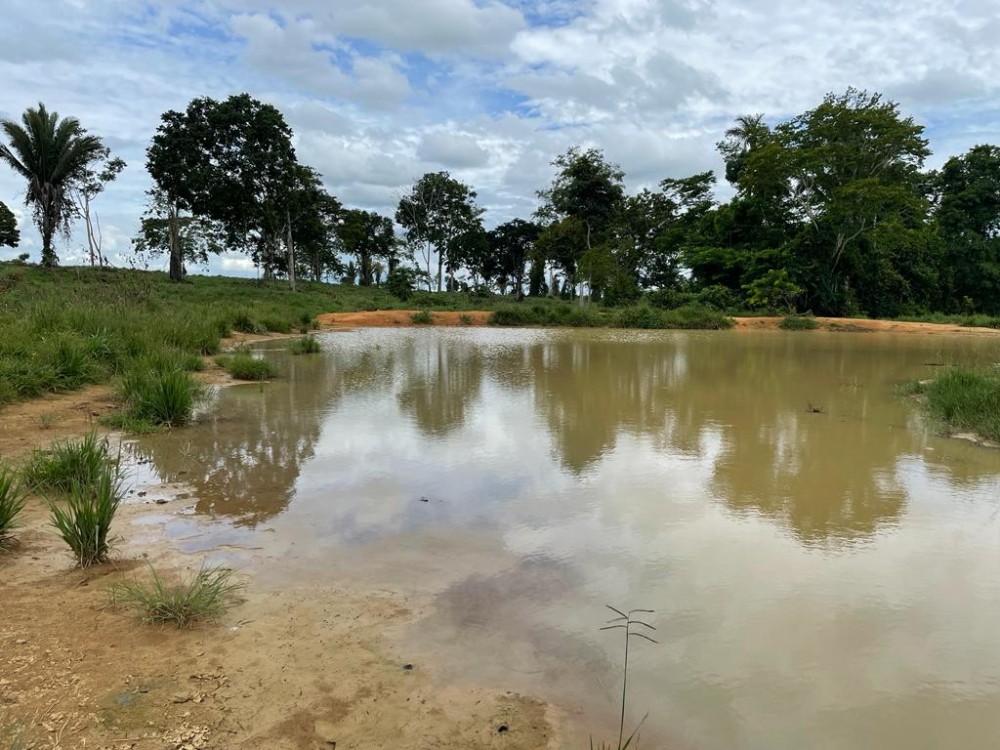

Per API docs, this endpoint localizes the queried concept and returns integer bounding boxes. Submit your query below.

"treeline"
[2,88,999,316]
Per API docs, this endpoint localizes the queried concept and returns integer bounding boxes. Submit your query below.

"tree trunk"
[286,209,296,292]
[437,250,444,292]
[83,194,96,266]
[41,203,57,268]
[168,203,183,282]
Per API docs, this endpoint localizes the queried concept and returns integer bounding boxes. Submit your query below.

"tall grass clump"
[117,363,204,427]
[49,462,123,567]
[0,465,27,549]
[22,432,109,493]
[216,349,279,381]
[290,335,322,355]
[614,306,666,329]
[109,564,245,627]
[410,310,434,324]
[921,366,1000,442]
[661,304,734,329]
[779,315,820,330]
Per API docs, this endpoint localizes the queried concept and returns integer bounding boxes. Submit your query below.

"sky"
[1,0,999,274]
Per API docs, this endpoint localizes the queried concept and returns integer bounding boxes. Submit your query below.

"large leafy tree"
[488,218,541,297]
[337,209,396,286]
[0,103,106,266]
[288,167,344,283]
[395,171,484,291]
[933,144,1000,313]
[147,94,299,281]
[0,201,18,248]
[132,188,224,271]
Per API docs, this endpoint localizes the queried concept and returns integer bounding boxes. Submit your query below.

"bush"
[490,305,536,327]
[386,267,417,301]
[662,304,734,329]
[109,564,245,627]
[49,462,123,567]
[779,315,820,330]
[22,433,110,494]
[615,305,666,329]
[921,367,1000,442]
[118,364,203,427]
[290,335,322,355]
[232,309,264,334]
[0,464,26,549]
[411,310,434,325]
[216,351,278,381]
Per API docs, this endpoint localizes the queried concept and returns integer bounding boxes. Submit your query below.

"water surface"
[129,328,1000,749]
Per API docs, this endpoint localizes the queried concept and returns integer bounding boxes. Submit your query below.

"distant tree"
[447,223,490,290]
[488,218,541,297]
[132,189,224,271]
[0,201,19,248]
[72,147,126,266]
[0,103,106,266]
[287,165,343,283]
[337,209,396,286]
[395,172,484,291]
[147,94,298,281]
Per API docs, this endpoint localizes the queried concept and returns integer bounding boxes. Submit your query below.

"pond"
[128,328,1000,749]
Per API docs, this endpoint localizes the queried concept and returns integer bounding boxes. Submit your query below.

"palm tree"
[0,103,104,266]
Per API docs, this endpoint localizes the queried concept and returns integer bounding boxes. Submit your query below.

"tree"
[488,219,541,297]
[934,145,1000,313]
[0,201,18,248]
[132,189,224,271]
[337,209,396,286]
[395,172,485,292]
[73,147,126,266]
[147,94,298,281]
[0,103,106,266]
[286,166,343,283]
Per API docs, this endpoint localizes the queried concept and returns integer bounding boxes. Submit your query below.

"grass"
[109,564,245,627]
[915,366,1000,442]
[458,313,474,326]
[290,335,322,355]
[491,302,733,330]
[216,349,279,380]
[0,464,26,549]
[49,461,123,567]
[410,310,434,324]
[114,357,204,428]
[21,432,110,494]
[779,315,820,330]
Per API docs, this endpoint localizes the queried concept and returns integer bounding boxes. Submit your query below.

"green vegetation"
[109,564,244,627]
[0,464,26,549]
[779,315,820,330]
[913,367,1000,443]
[216,348,279,380]
[410,310,434,324]
[116,362,204,428]
[49,461,123,567]
[22,432,110,494]
[492,302,732,330]
[290,335,322,355]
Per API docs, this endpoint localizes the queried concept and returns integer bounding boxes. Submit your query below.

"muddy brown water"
[125,328,1000,749]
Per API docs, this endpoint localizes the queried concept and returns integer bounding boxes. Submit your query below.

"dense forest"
[2,88,999,317]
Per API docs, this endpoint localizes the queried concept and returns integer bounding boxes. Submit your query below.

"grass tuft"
[22,433,110,494]
[109,564,245,627]
[920,366,1000,442]
[0,465,27,549]
[290,335,322,355]
[779,315,820,330]
[410,310,434,325]
[116,360,204,427]
[216,350,279,381]
[49,461,123,567]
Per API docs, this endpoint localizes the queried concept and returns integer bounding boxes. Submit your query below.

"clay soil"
[2,312,997,749]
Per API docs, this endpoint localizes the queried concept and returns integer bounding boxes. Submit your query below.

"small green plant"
[458,313,474,326]
[920,366,1000,442]
[290,335,322,355]
[297,311,318,332]
[216,351,279,381]
[0,464,27,549]
[37,413,58,430]
[49,462,123,567]
[592,606,657,750]
[109,564,245,627]
[22,432,109,493]
[231,309,265,334]
[117,364,204,427]
[410,310,434,325]
[779,315,820,330]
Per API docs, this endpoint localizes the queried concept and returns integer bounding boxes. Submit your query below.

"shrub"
[0,465,26,549]
[490,305,536,327]
[411,310,434,325]
[232,309,264,334]
[216,352,278,381]
[779,315,820,330]
[615,306,666,329]
[386,267,417,301]
[662,304,734,329]
[290,335,322,355]
[109,564,245,627]
[458,314,474,326]
[49,463,123,567]
[22,433,110,494]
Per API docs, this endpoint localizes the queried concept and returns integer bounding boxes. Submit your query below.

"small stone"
[497,724,509,734]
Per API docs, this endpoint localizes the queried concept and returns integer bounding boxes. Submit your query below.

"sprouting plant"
[593,605,658,750]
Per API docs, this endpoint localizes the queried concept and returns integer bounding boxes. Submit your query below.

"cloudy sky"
[1,0,998,272]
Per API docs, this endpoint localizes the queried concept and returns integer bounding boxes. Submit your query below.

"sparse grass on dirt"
[779,315,820,330]
[109,564,245,627]
[410,310,434,325]
[21,432,111,494]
